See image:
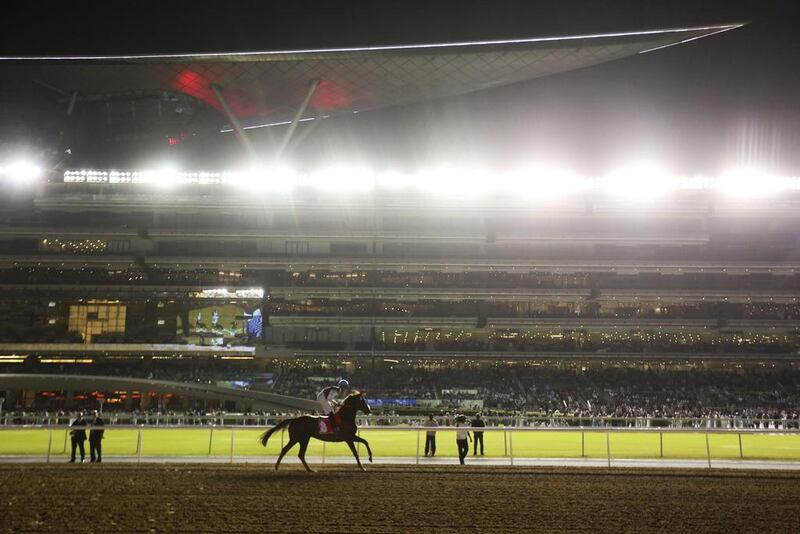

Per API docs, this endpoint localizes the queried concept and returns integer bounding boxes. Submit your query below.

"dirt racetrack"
[2,465,799,533]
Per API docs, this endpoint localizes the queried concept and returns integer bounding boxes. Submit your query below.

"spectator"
[471,413,485,455]
[69,412,87,464]
[455,414,471,465]
[424,414,438,457]
[89,410,105,463]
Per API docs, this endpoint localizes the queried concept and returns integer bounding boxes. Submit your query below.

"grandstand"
[0,17,797,423]
[2,160,800,416]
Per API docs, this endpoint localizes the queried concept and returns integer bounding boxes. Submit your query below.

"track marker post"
[738,433,744,459]
[207,427,214,456]
[509,429,514,466]
[322,441,326,465]
[415,429,420,465]
[660,432,663,458]
[606,431,611,468]
[229,428,235,464]
[705,431,712,468]
[136,426,143,464]
[581,431,585,458]
[503,430,508,457]
[46,427,53,463]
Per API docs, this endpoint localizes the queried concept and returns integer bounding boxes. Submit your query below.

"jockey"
[317,379,350,429]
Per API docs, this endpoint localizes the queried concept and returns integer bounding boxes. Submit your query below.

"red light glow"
[170,68,268,118]
[310,79,353,110]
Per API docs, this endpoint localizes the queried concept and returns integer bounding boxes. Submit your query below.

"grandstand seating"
[1,176,799,414]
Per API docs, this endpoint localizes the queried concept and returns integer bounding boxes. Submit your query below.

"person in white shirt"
[454,414,472,465]
[316,379,350,430]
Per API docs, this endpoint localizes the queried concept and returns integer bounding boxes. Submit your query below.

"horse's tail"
[259,418,292,447]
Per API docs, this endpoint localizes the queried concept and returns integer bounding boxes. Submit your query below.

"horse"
[259,390,374,472]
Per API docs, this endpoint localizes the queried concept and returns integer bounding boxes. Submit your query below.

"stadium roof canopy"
[0,24,741,129]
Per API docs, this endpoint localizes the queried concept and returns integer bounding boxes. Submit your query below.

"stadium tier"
[0,175,799,414]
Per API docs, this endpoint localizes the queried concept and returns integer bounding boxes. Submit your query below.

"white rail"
[2,424,799,468]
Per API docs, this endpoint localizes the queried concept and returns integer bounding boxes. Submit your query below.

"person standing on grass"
[89,410,105,463]
[424,413,438,456]
[455,414,471,465]
[68,412,88,464]
[471,413,486,455]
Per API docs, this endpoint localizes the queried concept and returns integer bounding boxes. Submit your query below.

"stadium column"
[56,91,79,158]
[209,83,257,159]
[2,391,16,415]
[276,78,320,158]
[261,284,269,347]
[371,206,382,256]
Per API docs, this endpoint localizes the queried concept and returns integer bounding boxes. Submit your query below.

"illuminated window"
[218,271,243,283]
[40,238,108,254]
[68,301,126,343]
[285,241,310,256]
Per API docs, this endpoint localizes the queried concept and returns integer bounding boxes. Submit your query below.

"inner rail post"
[229,428,235,464]
[137,426,143,464]
[415,429,420,465]
[46,427,53,463]
[509,428,514,466]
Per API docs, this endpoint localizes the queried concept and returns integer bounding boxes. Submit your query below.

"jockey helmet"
[338,379,350,389]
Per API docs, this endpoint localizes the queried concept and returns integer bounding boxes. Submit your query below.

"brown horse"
[259,391,373,472]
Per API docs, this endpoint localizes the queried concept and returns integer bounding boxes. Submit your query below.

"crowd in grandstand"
[268,300,800,320]
[267,363,800,421]
[7,267,800,291]
[372,333,797,354]
[3,358,799,422]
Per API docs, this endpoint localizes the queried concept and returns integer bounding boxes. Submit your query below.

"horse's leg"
[352,435,373,463]
[345,440,366,472]
[275,438,297,471]
[298,437,315,473]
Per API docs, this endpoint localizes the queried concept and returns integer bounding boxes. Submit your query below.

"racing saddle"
[318,413,343,435]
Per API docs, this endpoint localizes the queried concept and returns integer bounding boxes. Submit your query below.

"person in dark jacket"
[69,412,88,463]
[89,410,105,463]
[424,414,438,456]
[471,413,486,455]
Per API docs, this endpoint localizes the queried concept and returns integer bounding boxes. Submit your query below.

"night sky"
[1,0,798,174]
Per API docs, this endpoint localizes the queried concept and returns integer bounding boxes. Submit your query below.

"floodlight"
[601,161,678,200]
[717,168,792,197]
[375,170,414,190]
[307,166,374,192]
[1,159,43,184]
[226,167,259,189]
[151,167,181,187]
[134,166,179,187]
[503,165,587,199]
[420,166,492,196]
[245,165,297,191]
